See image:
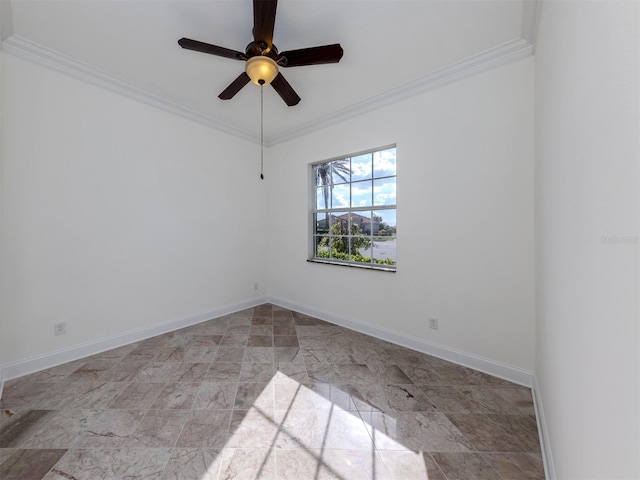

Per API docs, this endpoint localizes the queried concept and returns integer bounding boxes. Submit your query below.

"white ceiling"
[2,0,537,144]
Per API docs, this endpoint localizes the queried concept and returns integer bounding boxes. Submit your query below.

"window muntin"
[311,146,396,270]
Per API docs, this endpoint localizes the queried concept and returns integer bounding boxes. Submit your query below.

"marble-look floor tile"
[346,383,437,414]
[126,410,189,447]
[377,450,447,480]
[274,363,309,384]
[431,451,502,479]
[66,361,115,382]
[273,325,295,336]
[274,409,326,449]
[244,347,275,363]
[132,362,180,383]
[0,382,53,410]
[273,347,305,364]
[226,407,277,448]
[76,409,145,447]
[29,381,92,410]
[445,413,528,452]
[274,382,319,411]
[22,409,102,448]
[220,335,249,347]
[161,448,223,480]
[99,361,149,382]
[362,411,474,452]
[0,410,57,448]
[421,386,483,413]
[169,362,210,383]
[193,382,237,410]
[247,335,274,347]
[456,386,526,414]
[0,448,67,480]
[176,410,232,448]
[219,448,276,480]
[154,346,187,362]
[0,448,16,466]
[213,347,246,363]
[276,448,390,480]
[234,382,274,410]
[43,447,171,480]
[397,365,445,385]
[192,335,224,347]
[68,381,130,410]
[483,452,546,479]
[108,382,166,409]
[240,362,275,383]
[204,362,242,382]
[485,414,542,453]
[492,387,536,415]
[317,408,375,450]
[307,383,359,412]
[184,346,219,363]
[151,383,200,410]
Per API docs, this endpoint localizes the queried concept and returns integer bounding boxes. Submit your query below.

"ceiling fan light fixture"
[246,56,279,86]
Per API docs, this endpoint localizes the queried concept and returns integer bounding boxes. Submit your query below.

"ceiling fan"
[178,0,343,106]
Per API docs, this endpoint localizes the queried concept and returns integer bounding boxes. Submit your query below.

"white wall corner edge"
[1,296,268,382]
[533,376,556,480]
[268,295,535,388]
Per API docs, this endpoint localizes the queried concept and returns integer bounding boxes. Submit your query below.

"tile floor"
[0,304,545,479]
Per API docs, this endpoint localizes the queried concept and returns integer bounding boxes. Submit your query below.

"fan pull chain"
[260,83,264,180]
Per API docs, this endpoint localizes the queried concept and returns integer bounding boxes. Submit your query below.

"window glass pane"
[315,236,329,259]
[351,180,372,208]
[350,212,371,235]
[316,186,329,210]
[330,237,350,261]
[372,237,397,265]
[373,148,396,179]
[314,213,330,235]
[315,163,331,188]
[331,160,351,185]
[373,177,396,206]
[373,210,397,238]
[351,153,372,181]
[331,184,350,208]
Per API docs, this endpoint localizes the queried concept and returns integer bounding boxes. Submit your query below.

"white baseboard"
[3,294,534,389]
[533,376,556,480]
[268,296,535,387]
[2,296,268,381]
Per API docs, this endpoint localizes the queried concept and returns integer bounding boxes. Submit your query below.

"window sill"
[307,258,396,272]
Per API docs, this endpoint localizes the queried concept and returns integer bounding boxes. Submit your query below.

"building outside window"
[310,146,396,270]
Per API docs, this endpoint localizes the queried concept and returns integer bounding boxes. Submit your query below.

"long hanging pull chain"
[260,84,264,180]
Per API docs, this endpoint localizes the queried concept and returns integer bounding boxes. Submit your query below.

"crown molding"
[2,35,261,144]
[268,37,533,146]
[3,33,533,147]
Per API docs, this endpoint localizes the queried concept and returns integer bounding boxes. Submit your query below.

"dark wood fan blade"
[279,44,343,67]
[218,72,251,100]
[178,38,246,60]
[253,0,277,48]
[271,72,301,106]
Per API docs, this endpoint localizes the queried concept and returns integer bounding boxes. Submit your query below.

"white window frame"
[309,145,397,271]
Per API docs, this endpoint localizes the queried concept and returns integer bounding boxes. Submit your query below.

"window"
[310,146,396,271]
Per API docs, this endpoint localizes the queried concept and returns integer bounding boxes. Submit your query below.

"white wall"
[266,57,536,375]
[1,54,267,369]
[535,1,639,478]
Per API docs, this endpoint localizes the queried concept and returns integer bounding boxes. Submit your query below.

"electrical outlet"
[428,318,439,330]
[54,321,67,336]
